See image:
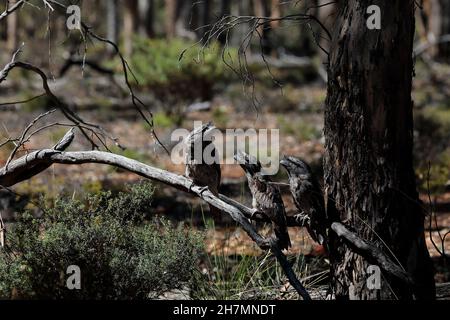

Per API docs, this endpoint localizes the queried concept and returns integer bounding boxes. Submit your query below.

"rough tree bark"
[324,0,435,300]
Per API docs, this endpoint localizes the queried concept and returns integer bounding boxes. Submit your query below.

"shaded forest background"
[0,0,449,299]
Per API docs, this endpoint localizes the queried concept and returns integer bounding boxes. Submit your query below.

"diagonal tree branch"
[0,131,311,300]
[221,187,414,288]
[330,222,414,286]
[0,0,25,22]
[0,46,122,151]
[39,0,169,154]
[0,128,415,296]
[0,128,74,186]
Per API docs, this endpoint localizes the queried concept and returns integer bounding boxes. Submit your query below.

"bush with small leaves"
[0,181,203,299]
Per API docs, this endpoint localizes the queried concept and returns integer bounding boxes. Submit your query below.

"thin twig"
[330,222,414,286]
[5,109,56,169]
[0,46,122,150]
[0,0,25,21]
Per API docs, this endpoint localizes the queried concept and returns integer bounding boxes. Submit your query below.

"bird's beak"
[234,151,245,164]
[280,156,289,167]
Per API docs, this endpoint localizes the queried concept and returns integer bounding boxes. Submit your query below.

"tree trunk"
[165,0,176,39]
[422,0,450,61]
[270,0,280,29]
[107,0,119,52]
[324,0,435,300]
[138,0,155,37]
[199,0,211,41]
[253,0,272,55]
[6,6,18,52]
[146,0,155,37]
[123,0,139,56]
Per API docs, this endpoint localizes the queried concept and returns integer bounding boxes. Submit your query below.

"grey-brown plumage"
[185,123,221,216]
[235,151,291,250]
[0,217,5,248]
[280,156,327,245]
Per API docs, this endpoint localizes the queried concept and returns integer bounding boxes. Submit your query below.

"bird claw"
[247,209,260,225]
[265,236,283,251]
[260,238,274,250]
[294,213,310,226]
[198,186,210,195]
[188,182,209,195]
[250,208,261,219]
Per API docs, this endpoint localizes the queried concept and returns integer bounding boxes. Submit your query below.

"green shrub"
[211,106,230,128]
[0,181,203,299]
[113,37,236,101]
[414,106,450,193]
[151,111,185,128]
[416,149,450,194]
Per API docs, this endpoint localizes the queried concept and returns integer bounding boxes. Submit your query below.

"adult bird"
[235,151,291,250]
[280,156,327,245]
[185,122,221,217]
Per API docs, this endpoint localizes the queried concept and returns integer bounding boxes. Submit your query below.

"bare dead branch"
[0,121,411,297]
[0,46,122,151]
[218,182,416,291]
[0,134,311,300]
[330,222,414,286]
[79,24,171,154]
[1,1,164,152]
[0,93,47,109]
[39,0,168,155]
[236,196,415,288]
[183,9,331,111]
[224,167,416,288]
[414,34,450,57]
[0,128,74,186]
[271,243,312,300]
[59,57,114,77]
[4,109,57,169]
[0,0,25,22]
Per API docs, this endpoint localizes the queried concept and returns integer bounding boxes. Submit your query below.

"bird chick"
[280,156,327,245]
[235,151,291,250]
[185,122,221,217]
